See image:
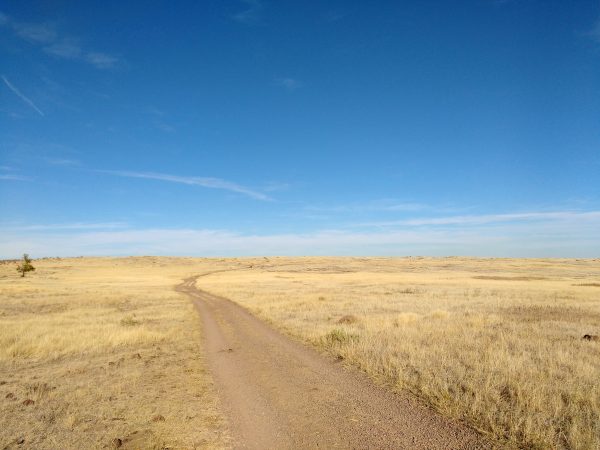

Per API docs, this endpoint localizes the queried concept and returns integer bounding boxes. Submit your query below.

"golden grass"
[200,257,600,449]
[0,257,242,449]
[3,256,599,449]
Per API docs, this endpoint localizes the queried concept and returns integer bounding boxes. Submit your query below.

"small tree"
[16,253,35,278]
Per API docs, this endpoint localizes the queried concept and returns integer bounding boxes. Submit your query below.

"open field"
[200,257,600,449]
[0,257,243,449]
[2,256,599,449]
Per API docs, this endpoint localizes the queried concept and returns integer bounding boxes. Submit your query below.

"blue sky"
[1,0,599,257]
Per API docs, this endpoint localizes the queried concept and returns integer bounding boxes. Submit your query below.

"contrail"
[1,75,45,116]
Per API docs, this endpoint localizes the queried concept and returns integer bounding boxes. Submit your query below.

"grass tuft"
[120,315,141,326]
[323,328,359,346]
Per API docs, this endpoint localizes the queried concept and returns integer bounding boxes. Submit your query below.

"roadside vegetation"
[0,257,237,449]
[200,257,600,449]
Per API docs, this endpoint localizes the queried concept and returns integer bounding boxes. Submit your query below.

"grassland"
[2,256,599,449]
[0,257,243,449]
[200,257,600,449]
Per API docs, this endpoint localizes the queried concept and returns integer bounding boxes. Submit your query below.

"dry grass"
[0,257,243,449]
[200,257,600,449]
[3,256,599,449]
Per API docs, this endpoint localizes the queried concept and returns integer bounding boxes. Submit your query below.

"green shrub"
[16,253,35,278]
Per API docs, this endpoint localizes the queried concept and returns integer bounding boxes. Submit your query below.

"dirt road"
[177,275,489,449]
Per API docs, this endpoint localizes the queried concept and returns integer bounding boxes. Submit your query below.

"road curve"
[176,275,489,450]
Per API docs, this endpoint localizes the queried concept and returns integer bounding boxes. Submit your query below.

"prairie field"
[1,256,599,449]
[0,257,243,449]
[200,257,600,449]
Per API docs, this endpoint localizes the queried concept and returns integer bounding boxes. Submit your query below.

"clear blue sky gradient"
[1,1,599,257]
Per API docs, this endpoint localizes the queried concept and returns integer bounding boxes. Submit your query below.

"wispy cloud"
[85,52,118,69]
[356,211,600,228]
[2,210,600,258]
[307,200,429,214]
[102,170,271,201]
[14,22,56,43]
[9,222,128,231]
[262,181,290,192]
[0,174,32,181]
[1,75,44,116]
[233,0,263,24]
[143,107,176,132]
[275,77,302,91]
[45,158,81,166]
[44,39,82,59]
[0,12,119,69]
[0,165,32,181]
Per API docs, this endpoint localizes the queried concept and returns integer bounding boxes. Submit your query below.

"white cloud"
[1,222,129,231]
[358,211,600,228]
[45,158,81,166]
[14,22,56,43]
[44,39,82,59]
[2,210,599,258]
[0,174,32,181]
[102,170,271,201]
[306,200,428,214]
[0,11,118,69]
[2,75,44,116]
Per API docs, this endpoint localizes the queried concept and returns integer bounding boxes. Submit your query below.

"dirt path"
[177,275,489,450]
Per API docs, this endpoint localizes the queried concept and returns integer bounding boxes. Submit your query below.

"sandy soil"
[177,275,489,449]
